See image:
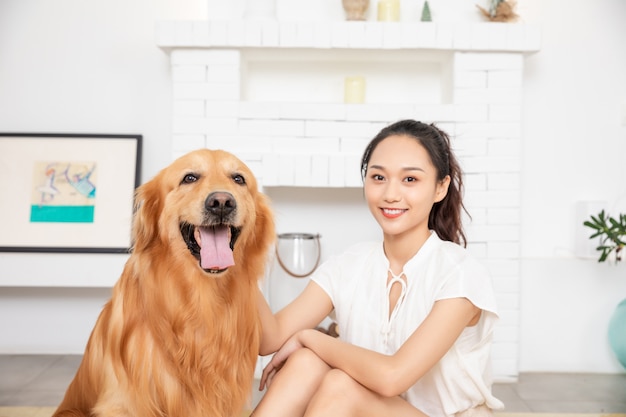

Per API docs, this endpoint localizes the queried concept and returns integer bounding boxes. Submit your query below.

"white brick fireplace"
[156,19,540,381]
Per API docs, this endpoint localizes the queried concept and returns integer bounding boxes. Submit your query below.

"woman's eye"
[371,174,384,181]
[182,173,198,184]
[232,174,246,185]
[404,176,417,182]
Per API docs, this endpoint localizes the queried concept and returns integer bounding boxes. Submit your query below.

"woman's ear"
[434,175,451,203]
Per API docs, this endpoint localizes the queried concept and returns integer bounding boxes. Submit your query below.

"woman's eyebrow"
[403,166,425,172]
[369,164,425,172]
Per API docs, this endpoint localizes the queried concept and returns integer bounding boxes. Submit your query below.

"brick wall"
[157,20,539,380]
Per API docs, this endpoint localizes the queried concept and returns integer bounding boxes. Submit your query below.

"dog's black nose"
[205,192,236,217]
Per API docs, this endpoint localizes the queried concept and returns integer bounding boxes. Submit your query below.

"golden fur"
[53,149,275,417]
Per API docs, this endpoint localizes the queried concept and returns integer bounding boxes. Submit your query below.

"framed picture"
[0,133,142,253]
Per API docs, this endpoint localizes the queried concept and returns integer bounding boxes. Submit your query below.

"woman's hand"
[259,331,306,391]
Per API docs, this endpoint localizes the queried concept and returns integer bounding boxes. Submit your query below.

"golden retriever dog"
[53,149,275,417]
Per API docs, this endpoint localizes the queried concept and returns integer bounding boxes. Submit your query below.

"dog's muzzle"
[180,192,242,274]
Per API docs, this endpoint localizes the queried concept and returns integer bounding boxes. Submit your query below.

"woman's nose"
[383,181,401,203]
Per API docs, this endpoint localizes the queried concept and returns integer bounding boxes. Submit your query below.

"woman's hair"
[360,119,468,247]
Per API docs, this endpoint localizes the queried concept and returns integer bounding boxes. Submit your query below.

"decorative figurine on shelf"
[420,1,432,22]
[342,0,370,21]
[476,0,518,22]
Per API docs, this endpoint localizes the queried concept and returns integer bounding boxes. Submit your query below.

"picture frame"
[0,133,142,253]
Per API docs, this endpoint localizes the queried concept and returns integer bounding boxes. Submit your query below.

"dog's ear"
[131,177,163,253]
[251,192,276,265]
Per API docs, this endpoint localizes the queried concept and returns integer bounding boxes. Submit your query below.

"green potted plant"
[583,210,625,263]
[583,209,626,369]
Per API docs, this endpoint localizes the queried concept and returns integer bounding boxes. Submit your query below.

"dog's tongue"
[197,225,234,270]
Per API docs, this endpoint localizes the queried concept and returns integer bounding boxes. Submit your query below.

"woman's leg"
[252,348,331,417]
[304,369,427,417]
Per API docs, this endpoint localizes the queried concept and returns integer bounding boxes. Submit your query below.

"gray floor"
[0,355,625,413]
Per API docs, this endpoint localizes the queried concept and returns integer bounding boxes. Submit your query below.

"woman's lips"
[381,208,406,219]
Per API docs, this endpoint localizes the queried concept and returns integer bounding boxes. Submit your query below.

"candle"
[344,76,366,104]
[377,0,400,21]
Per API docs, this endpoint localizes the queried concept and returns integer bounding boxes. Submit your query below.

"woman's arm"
[257,280,334,356]
[267,297,480,396]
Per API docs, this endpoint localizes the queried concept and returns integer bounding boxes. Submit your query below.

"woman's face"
[364,134,450,241]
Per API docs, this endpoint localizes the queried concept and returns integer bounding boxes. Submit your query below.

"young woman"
[254,120,503,417]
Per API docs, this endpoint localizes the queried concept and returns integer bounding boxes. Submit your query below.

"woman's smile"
[381,208,407,218]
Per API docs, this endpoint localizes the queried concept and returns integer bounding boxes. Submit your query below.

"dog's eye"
[232,174,246,185]
[182,174,198,184]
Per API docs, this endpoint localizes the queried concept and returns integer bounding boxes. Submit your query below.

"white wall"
[0,0,625,375]
[518,0,626,373]
[0,0,205,351]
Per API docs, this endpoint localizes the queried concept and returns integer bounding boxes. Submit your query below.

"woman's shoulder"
[313,241,382,288]
[425,233,464,258]
[427,234,498,314]
[428,234,487,274]
[316,241,381,269]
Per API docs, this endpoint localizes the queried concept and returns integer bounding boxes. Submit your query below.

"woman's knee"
[317,369,365,402]
[304,370,365,416]
[326,369,358,388]
[307,371,424,417]
[284,347,329,374]
[254,349,331,416]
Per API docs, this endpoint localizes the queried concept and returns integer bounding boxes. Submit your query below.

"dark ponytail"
[361,120,469,247]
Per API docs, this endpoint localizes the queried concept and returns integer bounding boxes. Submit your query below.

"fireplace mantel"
[156,20,540,52]
[155,20,540,189]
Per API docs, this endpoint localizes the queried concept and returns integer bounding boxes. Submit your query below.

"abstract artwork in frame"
[0,133,142,253]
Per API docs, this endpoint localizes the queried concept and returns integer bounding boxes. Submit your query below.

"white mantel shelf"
[156,20,541,53]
